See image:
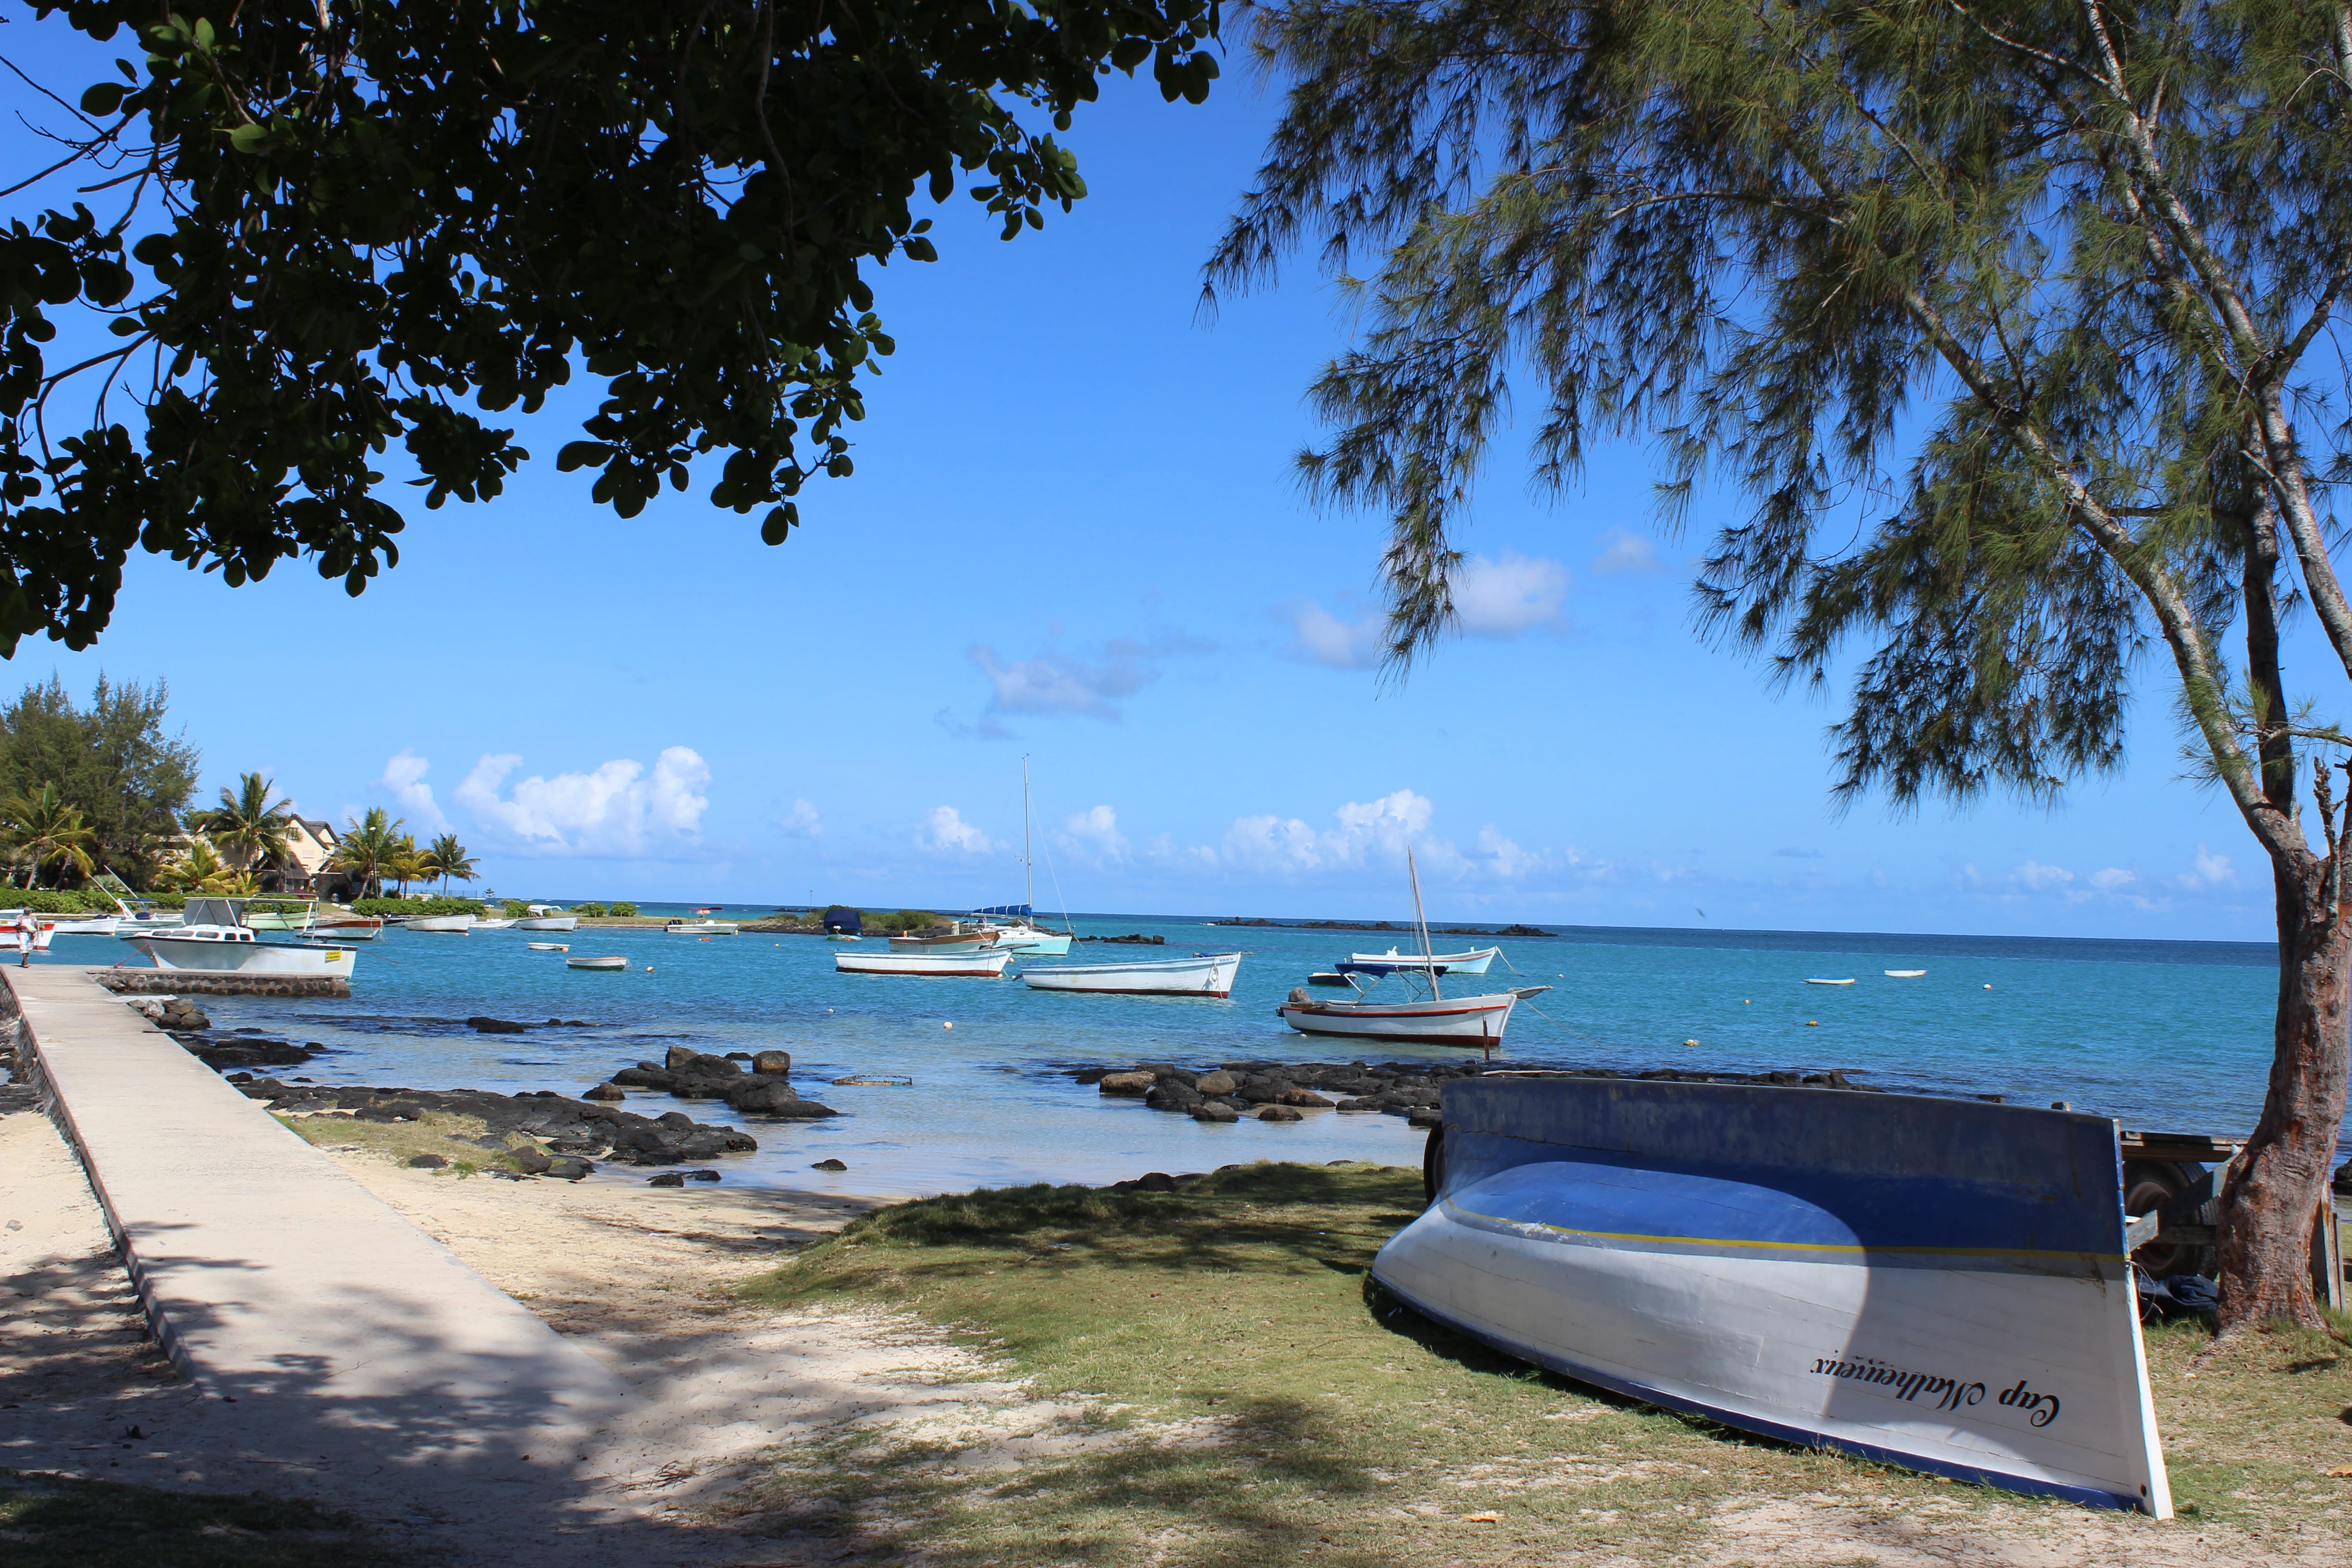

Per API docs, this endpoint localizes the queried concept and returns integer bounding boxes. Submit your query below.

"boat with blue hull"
[1374,1075,2171,1515]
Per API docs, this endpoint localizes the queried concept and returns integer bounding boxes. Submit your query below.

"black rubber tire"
[1422,1122,1445,1207]
[2122,1160,2200,1278]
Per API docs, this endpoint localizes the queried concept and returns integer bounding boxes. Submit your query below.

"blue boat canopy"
[820,905,862,934]
[972,903,1033,919]
[1335,958,1450,977]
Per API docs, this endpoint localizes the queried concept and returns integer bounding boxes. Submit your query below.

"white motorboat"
[43,875,183,936]
[0,915,58,952]
[1806,977,1857,986]
[516,914,577,931]
[835,947,1011,978]
[980,920,1073,956]
[1378,1075,2171,1515]
[665,918,738,935]
[1344,945,1501,975]
[120,899,356,978]
[404,913,476,933]
[567,954,629,971]
[475,917,519,930]
[526,941,570,951]
[310,911,384,940]
[1886,969,1927,978]
[1023,951,1241,997]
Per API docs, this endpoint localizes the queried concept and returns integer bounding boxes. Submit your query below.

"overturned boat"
[1375,1074,2171,1515]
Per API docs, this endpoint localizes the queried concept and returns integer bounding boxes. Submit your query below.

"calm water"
[60,912,2295,1199]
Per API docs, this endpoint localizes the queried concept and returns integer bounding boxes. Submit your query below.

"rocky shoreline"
[1075,1058,1873,1126]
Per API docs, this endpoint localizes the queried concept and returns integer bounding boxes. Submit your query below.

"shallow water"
[57,912,2298,1199]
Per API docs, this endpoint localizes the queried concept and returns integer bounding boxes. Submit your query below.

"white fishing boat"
[475,917,519,931]
[1344,945,1501,975]
[566,954,628,971]
[403,913,476,933]
[526,941,570,952]
[978,917,1073,956]
[1806,977,1856,985]
[887,924,1004,953]
[665,918,738,936]
[310,911,384,940]
[834,947,1012,978]
[1022,951,1242,997]
[1886,969,1927,978]
[970,756,1081,956]
[515,914,577,931]
[1378,1075,2172,1515]
[0,915,58,952]
[119,899,356,979]
[1279,851,1537,1050]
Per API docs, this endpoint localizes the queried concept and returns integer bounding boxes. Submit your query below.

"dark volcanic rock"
[583,1083,626,1102]
[1144,1083,1203,1112]
[811,1158,848,1171]
[1256,1105,1303,1123]
[752,1050,792,1075]
[510,1145,553,1174]
[466,1017,529,1034]
[1190,1103,1240,1124]
[546,1156,594,1180]
[1113,1171,1180,1192]
[407,1154,449,1169]
[647,1172,686,1187]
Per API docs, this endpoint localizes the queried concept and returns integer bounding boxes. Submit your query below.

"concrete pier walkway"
[4,965,640,1548]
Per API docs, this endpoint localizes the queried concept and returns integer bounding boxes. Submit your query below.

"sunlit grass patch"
[0,1468,404,1567]
[2144,1316,2352,1534]
[271,1107,522,1176]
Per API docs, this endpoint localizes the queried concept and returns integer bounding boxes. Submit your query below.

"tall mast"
[1408,847,1440,1001]
[1022,754,1034,916]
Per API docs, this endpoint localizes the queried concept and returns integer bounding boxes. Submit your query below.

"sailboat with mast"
[1276,849,1544,1053]
[974,757,1073,956]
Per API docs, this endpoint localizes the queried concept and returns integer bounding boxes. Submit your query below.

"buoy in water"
[644,965,655,972]
[1983,983,1993,990]
[1683,1038,1699,1047]
[1806,1020,1818,1026]
[943,1021,954,1029]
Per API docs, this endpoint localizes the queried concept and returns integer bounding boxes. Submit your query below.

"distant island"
[1207,917,1550,937]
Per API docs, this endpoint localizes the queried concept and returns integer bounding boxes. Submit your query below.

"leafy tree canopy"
[0,671,195,880]
[0,0,1221,654]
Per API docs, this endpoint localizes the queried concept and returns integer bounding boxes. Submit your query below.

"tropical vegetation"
[329,808,405,900]
[1217,0,2352,1333]
[186,773,295,876]
[422,833,478,895]
[0,784,99,887]
[0,675,197,887]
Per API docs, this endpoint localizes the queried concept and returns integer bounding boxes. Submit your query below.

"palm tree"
[386,834,430,898]
[329,807,404,900]
[0,784,98,887]
[423,832,478,895]
[189,772,295,876]
[159,838,228,893]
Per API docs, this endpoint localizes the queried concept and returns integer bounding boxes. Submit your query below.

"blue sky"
[0,30,2298,939]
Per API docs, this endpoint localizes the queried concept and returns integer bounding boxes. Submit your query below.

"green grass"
[0,1470,402,1567]
[730,1160,2352,1565]
[271,1107,526,1176]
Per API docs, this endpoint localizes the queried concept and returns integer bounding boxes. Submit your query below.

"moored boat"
[1886,969,1926,978]
[526,941,570,951]
[119,899,356,978]
[404,913,476,933]
[45,874,185,937]
[1344,945,1501,975]
[1377,1074,2172,1515]
[515,915,578,931]
[834,947,1011,978]
[0,915,58,952]
[475,917,519,930]
[665,918,738,935]
[1278,989,1528,1046]
[566,954,628,970]
[887,924,1004,953]
[1022,952,1242,997]
[1806,977,1856,985]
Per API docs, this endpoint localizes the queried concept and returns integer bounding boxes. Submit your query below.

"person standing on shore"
[15,906,37,968]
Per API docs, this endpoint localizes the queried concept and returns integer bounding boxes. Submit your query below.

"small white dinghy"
[1886,969,1927,978]
[1345,945,1500,975]
[527,942,570,952]
[1806,977,1857,986]
[1023,951,1242,997]
[404,913,476,933]
[834,948,1011,978]
[566,955,628,971]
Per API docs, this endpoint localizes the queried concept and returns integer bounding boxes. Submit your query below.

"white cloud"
[2177,844,2235,889]
[1472,825,1536,879]
[1593,528,1664,576]
[454,746,710,855]
[1061,804,1127,860]
[379,750,449,834]
[1454,551,1569,637]
[920,806,999,855]
[1217,789,1437,875]
[2012,860,2074,892]
[2090,867,2135,891]
[964,631,1210,727]
[781,799,822,838]
[1284,601,1383,670]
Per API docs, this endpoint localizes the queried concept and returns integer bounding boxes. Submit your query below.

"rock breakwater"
[601,1043,840,1119]
[226,1076,760,1171]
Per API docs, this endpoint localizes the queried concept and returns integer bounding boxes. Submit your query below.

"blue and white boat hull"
[1375,1077,2170,1514]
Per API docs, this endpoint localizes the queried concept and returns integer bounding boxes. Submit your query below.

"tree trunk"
[2218,848,2352,1331]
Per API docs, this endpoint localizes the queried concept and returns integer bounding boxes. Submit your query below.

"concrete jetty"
[91,968,350,998]
[4,965,632,1537]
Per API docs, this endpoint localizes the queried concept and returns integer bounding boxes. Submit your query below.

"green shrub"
[351,897,487,917]
[573,902,609,918]
[501,899,528,918]
[3,888,113,913]
[610,901,639,917]
[876,908,941,932]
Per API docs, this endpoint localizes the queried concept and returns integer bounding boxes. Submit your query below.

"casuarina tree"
[1210,0,2352,1330]
[0,0,1220,654]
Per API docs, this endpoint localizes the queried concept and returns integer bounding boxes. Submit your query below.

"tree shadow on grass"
[738,1392,1411,1568]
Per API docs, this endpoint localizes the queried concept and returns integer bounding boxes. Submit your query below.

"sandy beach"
[12,1085,2350,1566]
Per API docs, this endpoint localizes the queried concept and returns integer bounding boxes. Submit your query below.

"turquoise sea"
[59,911,2297,1198]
